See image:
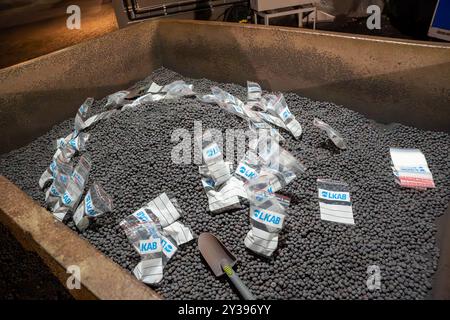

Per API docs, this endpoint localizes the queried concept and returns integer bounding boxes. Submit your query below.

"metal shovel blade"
[198,233,237,277]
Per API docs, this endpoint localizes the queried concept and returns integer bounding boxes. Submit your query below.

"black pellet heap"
[1,68,449,300]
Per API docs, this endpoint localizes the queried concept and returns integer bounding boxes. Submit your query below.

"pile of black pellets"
[1,67,449,300]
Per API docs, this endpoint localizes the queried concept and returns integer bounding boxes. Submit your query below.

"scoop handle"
[223,265,256,300]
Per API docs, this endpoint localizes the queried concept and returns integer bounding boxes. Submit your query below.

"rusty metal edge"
[0,175,161,300]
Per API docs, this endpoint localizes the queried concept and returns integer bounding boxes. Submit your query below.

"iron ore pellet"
[1,67,449,300]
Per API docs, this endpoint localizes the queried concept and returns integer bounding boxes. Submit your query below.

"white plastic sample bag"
[105,90,130,109]
[162,221,195,246]
[121,193,195,284]
[123,80,195,108]
[313,118,347,149]
[56,132,90,153]
[44,171,72,210]
[198,130,232,186]
[390,148,435,189]
[73,182,114,231]
[39,146,74,190]
[244,174,289,257]
[209,86,248,119]
[317,179,354,225]
[264,94,303,138]
[74,97,93,133]
[253,135,306,189]
[52,154,92,221]
[246,82,303,139]
[120,213,164,284]
[234,151,264,184]
[247,81,262,101]
[161,80,196,99]
[203,176,246,213]
[197,130,248,212]
[145,192,183,228]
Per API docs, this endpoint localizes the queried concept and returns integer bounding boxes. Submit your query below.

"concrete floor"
[0,2,117,69]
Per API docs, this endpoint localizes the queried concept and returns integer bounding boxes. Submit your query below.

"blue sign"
[429,0,450,41]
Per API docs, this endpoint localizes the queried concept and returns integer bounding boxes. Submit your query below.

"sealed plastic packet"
[389,148,435,189]
[317,178,354,225]
[74,96,117,130]
[144,192,183,228]
[256,135,306,187]
[122,92,156,110]
[203,177,246,213]
[198,130,231,185]
[162,80,196,99]
[244,174,288,257]
[264,94,302,138]
[198,130,222,165]
[197,130,245,212]
[257,111,287,130]
[121,193,195,284]
[146,80,195,101]
[44,171,71,210]
[247,81,262,102]
[74,98,94,133]
[313,118,347,149]
[73,182,113,231]
[105,90,130,109]
[162,221,195,246]
[124,206,180,264]
[52,155,92,221]
[143,192,195,245]
[56,132,90,153]
[234,150,264,184]
[120,214,164,284]
[83,109,118,128]
[39,145,75,189]
[199,161,232,187]
[200,86,248,120]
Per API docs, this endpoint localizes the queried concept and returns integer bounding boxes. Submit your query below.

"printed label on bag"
[137,239,161,255]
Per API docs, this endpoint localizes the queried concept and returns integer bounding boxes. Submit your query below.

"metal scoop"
[198,233,255,300]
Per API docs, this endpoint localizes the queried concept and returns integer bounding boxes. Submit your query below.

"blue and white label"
[62,191,73,205]
[84,192,96,216]
[236,163,258,181]
[203,143,221,161]
[69,138,78,150]
[318,189,350,202]
[49,161,57,173]
[137,239,161,255]
[49,185,60,197]
[133,209,152,223]
[57,138,66,148]
[280,106,292,121]
[251,207,284,228]
[160,235,177,259]
[60,175,68,184]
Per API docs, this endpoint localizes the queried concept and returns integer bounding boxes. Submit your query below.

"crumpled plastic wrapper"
[313,118,347,149]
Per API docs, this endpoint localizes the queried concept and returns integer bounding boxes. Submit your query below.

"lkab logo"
[321,190,347,201]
